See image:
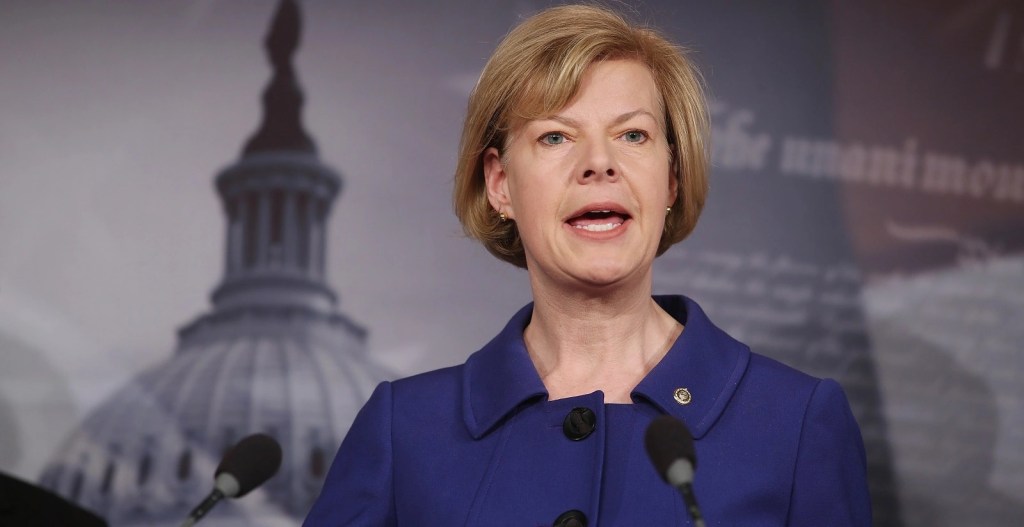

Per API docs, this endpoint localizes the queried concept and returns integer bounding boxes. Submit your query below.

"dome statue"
[38,1,389,524]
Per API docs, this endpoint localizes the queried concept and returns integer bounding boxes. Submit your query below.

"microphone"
[644,415,706,527]
[178,433,283,527]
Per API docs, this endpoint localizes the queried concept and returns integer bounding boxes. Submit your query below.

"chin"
[572,260,646,288]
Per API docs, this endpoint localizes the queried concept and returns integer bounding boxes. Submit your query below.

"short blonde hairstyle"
[453,4,710,268]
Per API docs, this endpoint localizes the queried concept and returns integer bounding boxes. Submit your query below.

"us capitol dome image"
[36,1,390,524]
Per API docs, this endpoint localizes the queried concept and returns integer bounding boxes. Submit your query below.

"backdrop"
[1,1,1021,525]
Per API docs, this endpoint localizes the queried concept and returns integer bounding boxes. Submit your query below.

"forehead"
[563,60,660,114]
[512,59,664,128]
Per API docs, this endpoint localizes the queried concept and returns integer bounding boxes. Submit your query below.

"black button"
[563,407,596,440]
[553,509,587,527]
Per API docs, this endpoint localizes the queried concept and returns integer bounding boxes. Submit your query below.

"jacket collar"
[462,302,547,439]
[632,296,750,438]
[461,295,750,439]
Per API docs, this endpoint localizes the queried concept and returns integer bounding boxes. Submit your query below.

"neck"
[525,273,682,403]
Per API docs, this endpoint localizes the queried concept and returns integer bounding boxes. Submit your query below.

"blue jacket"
[304,296,872,526]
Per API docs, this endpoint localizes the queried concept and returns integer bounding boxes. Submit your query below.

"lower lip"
[565,218,631,240]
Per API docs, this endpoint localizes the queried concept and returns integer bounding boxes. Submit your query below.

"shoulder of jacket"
[389,363,464,399]
[743,352,823,401]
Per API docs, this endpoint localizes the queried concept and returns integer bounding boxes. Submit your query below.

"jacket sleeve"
[303,381,397,526]
[787,378,873,526]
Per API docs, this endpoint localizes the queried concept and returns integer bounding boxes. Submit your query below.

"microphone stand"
[178,488,225,527]
[676,482,705,527]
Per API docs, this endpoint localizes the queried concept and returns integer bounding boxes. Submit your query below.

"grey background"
[1,0,1022,524]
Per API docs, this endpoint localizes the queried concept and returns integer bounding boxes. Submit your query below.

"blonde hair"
[453,4,710,268]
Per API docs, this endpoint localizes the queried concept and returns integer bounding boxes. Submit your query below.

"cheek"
[507,163,566,212]
[624,159,674,199]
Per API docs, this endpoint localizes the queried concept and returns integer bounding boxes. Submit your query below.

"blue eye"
[541,133,566,145]
[623,130,647,143]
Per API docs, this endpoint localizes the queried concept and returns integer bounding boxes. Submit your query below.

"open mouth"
[566,210,631,232]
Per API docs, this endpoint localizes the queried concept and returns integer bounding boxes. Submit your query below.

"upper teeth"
[574,222,621,232]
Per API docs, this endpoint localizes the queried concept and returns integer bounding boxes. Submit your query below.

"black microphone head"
[215,433,283,498]
[644,415,696,484]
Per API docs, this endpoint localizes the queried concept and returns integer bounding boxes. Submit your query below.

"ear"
[483,146,514,219]
[667,156,679,207]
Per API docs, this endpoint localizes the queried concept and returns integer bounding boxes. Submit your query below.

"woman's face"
[484,59,676,290]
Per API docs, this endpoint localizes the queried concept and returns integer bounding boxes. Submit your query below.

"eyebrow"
[547,109,658,128]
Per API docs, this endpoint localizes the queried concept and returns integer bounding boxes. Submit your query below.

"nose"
[577,139,618,183]
[582,167,616,179]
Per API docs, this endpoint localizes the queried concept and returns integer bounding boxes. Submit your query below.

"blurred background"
[0,0,1021,525]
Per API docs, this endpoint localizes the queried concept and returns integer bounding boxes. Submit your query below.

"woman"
[305,5,871,526]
